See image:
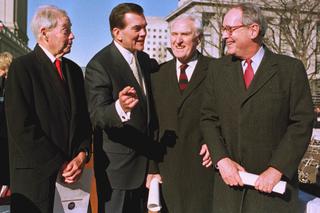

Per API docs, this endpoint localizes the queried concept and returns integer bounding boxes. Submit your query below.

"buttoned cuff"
[115,99,131,122]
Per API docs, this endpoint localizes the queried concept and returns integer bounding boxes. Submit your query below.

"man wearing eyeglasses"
[201,3,313,213]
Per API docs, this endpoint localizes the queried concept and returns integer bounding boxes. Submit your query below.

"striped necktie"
[179,63,189,92]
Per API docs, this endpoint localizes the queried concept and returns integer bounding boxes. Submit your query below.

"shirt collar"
[176,51,199,70]
[114,40,135,65]
[241,46,265,73]
[38,44,59,63]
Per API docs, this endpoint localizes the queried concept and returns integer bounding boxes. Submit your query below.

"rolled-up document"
[147,178,162,211]
[239,171,287,194]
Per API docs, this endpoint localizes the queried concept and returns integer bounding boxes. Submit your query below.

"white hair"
[31,5,69,40]
[170,14,203,37]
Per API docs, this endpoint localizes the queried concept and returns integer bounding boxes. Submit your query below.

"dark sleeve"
[200,61,229,165]
[5,59,64,172]
[269,60,314,179]
[85,58,123,130]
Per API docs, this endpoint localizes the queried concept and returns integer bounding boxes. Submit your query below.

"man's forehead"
[223,8,242,24]
[57,16,71,26]
[123,13,146,25]
[171,21,195,33]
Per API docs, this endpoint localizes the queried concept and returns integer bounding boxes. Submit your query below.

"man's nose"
[69,32,75,40]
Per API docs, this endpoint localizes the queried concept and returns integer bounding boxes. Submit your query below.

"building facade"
[0,0,30,57]
[145,16,171,63]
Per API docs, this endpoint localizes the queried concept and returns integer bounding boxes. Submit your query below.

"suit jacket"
[85,42,157,192]
[5,45,91,212]
[152,54,214,213]
[201,48,314,213]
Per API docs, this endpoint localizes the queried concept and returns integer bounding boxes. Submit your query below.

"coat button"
[68,201,75,210]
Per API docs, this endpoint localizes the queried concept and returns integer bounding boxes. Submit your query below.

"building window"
[153,35,156,38]
[159,35,162,38]
[153,29,156,32]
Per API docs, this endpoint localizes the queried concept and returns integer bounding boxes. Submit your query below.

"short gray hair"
[170,14,203,37]
[232,3,268,38]
[31,5,69,40]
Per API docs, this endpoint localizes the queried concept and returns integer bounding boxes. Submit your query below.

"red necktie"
[179,64,189,92]
[54,59,64,80]
[244,59,254,89]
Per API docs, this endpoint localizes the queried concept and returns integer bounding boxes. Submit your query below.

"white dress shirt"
[241,46,265,74]
[176,53,199,82]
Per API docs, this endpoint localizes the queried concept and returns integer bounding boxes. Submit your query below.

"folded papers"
[147,178,162,212]
[239,171,287,194]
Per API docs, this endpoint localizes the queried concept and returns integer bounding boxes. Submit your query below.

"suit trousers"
[104,187,145,213]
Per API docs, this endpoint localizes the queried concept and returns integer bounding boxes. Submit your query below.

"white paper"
[239,171,287,194]
[53,168,93,213]
[147,178,162,211]
[306,198,320,213]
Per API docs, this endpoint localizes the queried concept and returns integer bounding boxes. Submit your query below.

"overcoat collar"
[174,53,209,111]
[34,44,71,118]
[223,47,278,107]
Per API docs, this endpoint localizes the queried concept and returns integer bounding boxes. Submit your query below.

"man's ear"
[249,24,260,40]
[112,28,122,42]
[40,27,48,41]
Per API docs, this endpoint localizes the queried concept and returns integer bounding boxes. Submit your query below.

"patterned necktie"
[54,59,64,80]
[243,59,254,89]
[179,63,189,92]
[130,55,145,94]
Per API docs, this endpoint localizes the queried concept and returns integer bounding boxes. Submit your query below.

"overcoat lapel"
[34,45,71,119]
[241,49,278,106]
[177,55,208,110]
[223,56,246,105]
[63,60,76,149]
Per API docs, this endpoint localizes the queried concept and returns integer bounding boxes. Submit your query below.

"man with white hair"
[150,14,214,213]
[5,5,91,212]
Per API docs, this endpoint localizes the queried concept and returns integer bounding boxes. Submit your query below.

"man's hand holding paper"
[254,167,283,193]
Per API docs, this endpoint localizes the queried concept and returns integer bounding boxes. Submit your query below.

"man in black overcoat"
[5,6,91,212]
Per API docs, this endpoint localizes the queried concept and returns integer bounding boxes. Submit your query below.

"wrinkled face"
[222,8,252,59]
[170,19,199,64]
[46,16,74,57]
[115,13,147,52]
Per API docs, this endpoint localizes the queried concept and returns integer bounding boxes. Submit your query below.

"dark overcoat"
[152,54,215,213]
[201,48,314,213]
[5,45,91,212]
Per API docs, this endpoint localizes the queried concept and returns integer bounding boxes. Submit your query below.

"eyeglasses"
[221,25,247,35]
